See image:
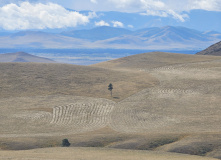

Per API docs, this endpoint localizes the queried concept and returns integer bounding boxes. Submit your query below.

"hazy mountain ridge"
[0,52,55,62]
[92,26,221,49]
[0,26,220,50]
[0,31,91,49]
[61,26,132,41]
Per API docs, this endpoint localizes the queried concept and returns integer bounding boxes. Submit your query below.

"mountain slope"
[61,26,132,41]
[94,26,220,49]
[0,26,220,50]
[196,41,221,56]
[0,52,55,63]
[0,31,90,48]
[134,26,211,42]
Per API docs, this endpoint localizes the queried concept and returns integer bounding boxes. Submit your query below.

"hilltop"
[0,62,156,100]
[197,41,221,56]
[0,52,55,63]
[93,51,219,70]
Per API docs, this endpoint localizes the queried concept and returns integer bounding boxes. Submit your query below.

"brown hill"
[197,41,221,56]
[0,52,55,63]
[0,62,156,100]
[0,52,221,159]
[93,52,219,70]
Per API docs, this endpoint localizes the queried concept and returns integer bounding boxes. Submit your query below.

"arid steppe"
[0,52,221,160]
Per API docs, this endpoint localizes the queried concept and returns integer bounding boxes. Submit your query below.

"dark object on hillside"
[62,139,71,147]
[108,83,113,97]
[197,41,221,56]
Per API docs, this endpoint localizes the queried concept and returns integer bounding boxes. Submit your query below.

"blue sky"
[0,0,221,30]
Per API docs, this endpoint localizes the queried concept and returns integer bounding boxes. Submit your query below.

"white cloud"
[88,11,98,18]
[108,0,189,22]
[106,0,221,22]
[107,0,221,12]
[108,0,136,8]
[112,21,124,27]
[140,0,165,9]
[190,0,221,11]
[138,0,188,22]
[0,2,93,30]
[90,0,97,4]
[4,0,220,13]
[95,20,110,26]
[1,0,220,28]
[141,10,168,17]
[167,10,189,22]
[141,9,188,22]
[128,25,134,28]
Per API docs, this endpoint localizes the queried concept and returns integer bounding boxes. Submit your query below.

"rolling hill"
[0,52,221,159]
[93,51,219,70]
[0,52,55,63]
[197,41,221,56]
[0,62,156,100]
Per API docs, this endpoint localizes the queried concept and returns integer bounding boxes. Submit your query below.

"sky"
[0,0,221,30]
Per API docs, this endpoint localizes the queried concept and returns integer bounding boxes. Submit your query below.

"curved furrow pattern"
[50,102,115,132]
[13,111,52,123]
[0,97,116,137]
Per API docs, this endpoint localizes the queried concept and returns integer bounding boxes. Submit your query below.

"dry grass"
[0,62,157,101]
[0,52,221,159]
[0,147,219,160]
[92,52,219,70]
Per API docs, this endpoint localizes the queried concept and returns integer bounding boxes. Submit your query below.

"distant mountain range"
[0,26,220,50]
[197,41,221,56]
[0,52,55,63]
[61,27,132,41]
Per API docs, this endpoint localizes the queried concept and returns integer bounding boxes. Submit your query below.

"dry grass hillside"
[0,52,221,159]
[0,62,157,100]
[0,147,219,160]
[93,52,219,70]
[197,41,221,56]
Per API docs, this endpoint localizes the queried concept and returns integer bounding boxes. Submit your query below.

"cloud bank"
[0,2,92,30]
